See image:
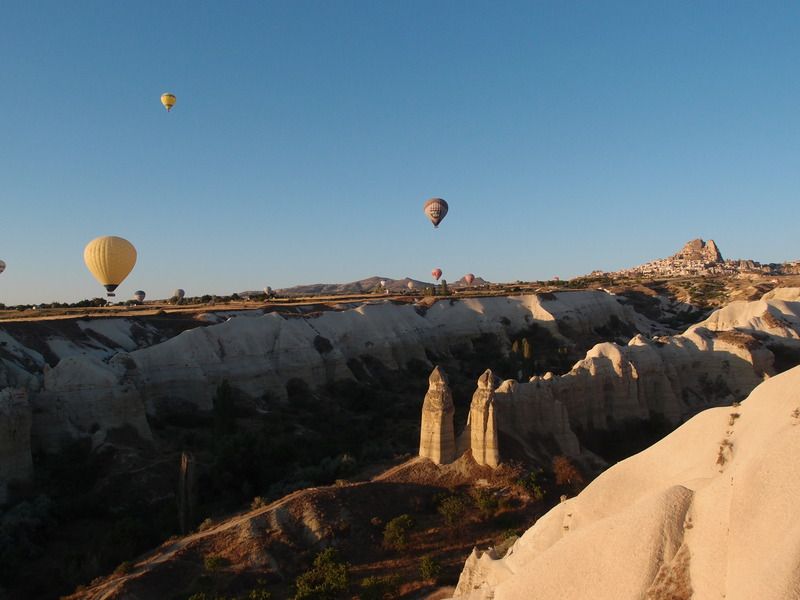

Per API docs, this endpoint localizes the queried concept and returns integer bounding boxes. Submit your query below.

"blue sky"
[1,1,798,304]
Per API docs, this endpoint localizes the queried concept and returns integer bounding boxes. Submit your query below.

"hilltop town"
[586,238,800,279]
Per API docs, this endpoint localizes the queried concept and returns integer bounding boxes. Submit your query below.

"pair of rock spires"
[419,366,500,467]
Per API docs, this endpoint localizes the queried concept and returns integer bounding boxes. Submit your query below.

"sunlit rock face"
[1,291,651,452]
[451,365,800,600]
[442,290,800,469]
[466,370,500,467]
[0,388,33,504]
[419,366,456,465]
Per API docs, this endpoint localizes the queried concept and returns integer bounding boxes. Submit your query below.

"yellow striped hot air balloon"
[83,236,137,297]
[161,92,176,112]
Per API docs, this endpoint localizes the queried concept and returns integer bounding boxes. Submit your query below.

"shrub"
[437,495,467,527]
[197,518,214,532]
[383,514,415,550]
[294,547,349,600]
[113,560,134,575]
[360,574,401,599]
[515,470,545,501]
[472,488,500,520]
[419,555,442,582]
[204,554,227,572]
[552,456,584,487]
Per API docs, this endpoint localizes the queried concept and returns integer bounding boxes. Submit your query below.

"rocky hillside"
[0,291,658,501]
[452,363,800,600]
[593,238,800,279]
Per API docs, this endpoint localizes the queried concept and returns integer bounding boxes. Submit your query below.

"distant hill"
[241,275,492,297]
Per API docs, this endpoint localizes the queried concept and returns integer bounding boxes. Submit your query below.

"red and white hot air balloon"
[464,273,475,285]
[432,268,442,281]
[423,198,449,228]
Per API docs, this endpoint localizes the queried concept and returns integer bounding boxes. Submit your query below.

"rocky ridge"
[451,363,800,600]
[418,289,800,470]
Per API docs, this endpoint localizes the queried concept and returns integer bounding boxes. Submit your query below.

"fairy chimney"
[419,366,456,464]
[468,369,500,467]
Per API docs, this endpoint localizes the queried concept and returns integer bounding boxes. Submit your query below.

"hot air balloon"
[432,268,442,281]
[380,280,386,287]
[464,273,475,285]
[264,286,273,296]
[133,290,146,303]
[407,281,415,290]
[173,289,185,300]
[84,236,137,297]
[161,93,176,112]
[423,198,448,228]
[0,260,5,275]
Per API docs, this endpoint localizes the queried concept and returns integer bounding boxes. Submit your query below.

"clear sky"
[1,1,798,304]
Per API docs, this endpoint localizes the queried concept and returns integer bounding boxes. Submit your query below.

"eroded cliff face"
[3,289,800,504]
[424,289,800,469]
[0,292,648,453]
[0,389,33,504]
[451,365,800,600]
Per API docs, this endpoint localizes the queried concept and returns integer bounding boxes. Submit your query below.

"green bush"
[472,488,500,519]
[382,514,415,550]
[419,555,441,582]
[203,554,227,572]
[516,470,545,501]
[437,495,467,527]
[359,574,401,599]
[113,560,134,575]
[294,547,349,600]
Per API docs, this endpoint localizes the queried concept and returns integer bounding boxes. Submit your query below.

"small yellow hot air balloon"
[161,93,176,112]
[83,236,137,297]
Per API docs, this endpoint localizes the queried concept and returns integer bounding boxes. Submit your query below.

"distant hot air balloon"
[133,290,146,303]
[0,260,5,275]
[161,93,176,112]
[84,236,137,297]
[432,268,442,281]
[380,280,386,287]
[173,289,185,300]
[407,281,415,290]
[423,198,448,228]
[264,286,273,296]
[464,274,475,285]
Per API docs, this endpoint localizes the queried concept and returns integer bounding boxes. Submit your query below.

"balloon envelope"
[432,268,442,281]
[133,290,146,302]
[407,281,415,290]
[84,236,137,296]
[161,93,176,111]
[423,198,448,228]
[173,289,185,299]
[464,274,475,285]
[0,260,5,275]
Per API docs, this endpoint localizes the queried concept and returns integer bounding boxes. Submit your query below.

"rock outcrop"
[451,364,800,600]
[441,289,800,468]
[0,389,33,504]
[672,238,723,263]
[466,370,500,467]
[0,291,654,456]
[419,367,456,464]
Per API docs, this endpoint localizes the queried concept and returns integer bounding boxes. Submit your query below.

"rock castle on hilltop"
[588,238,799,279]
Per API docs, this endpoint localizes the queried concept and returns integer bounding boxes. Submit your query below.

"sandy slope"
[453,364,800,600]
